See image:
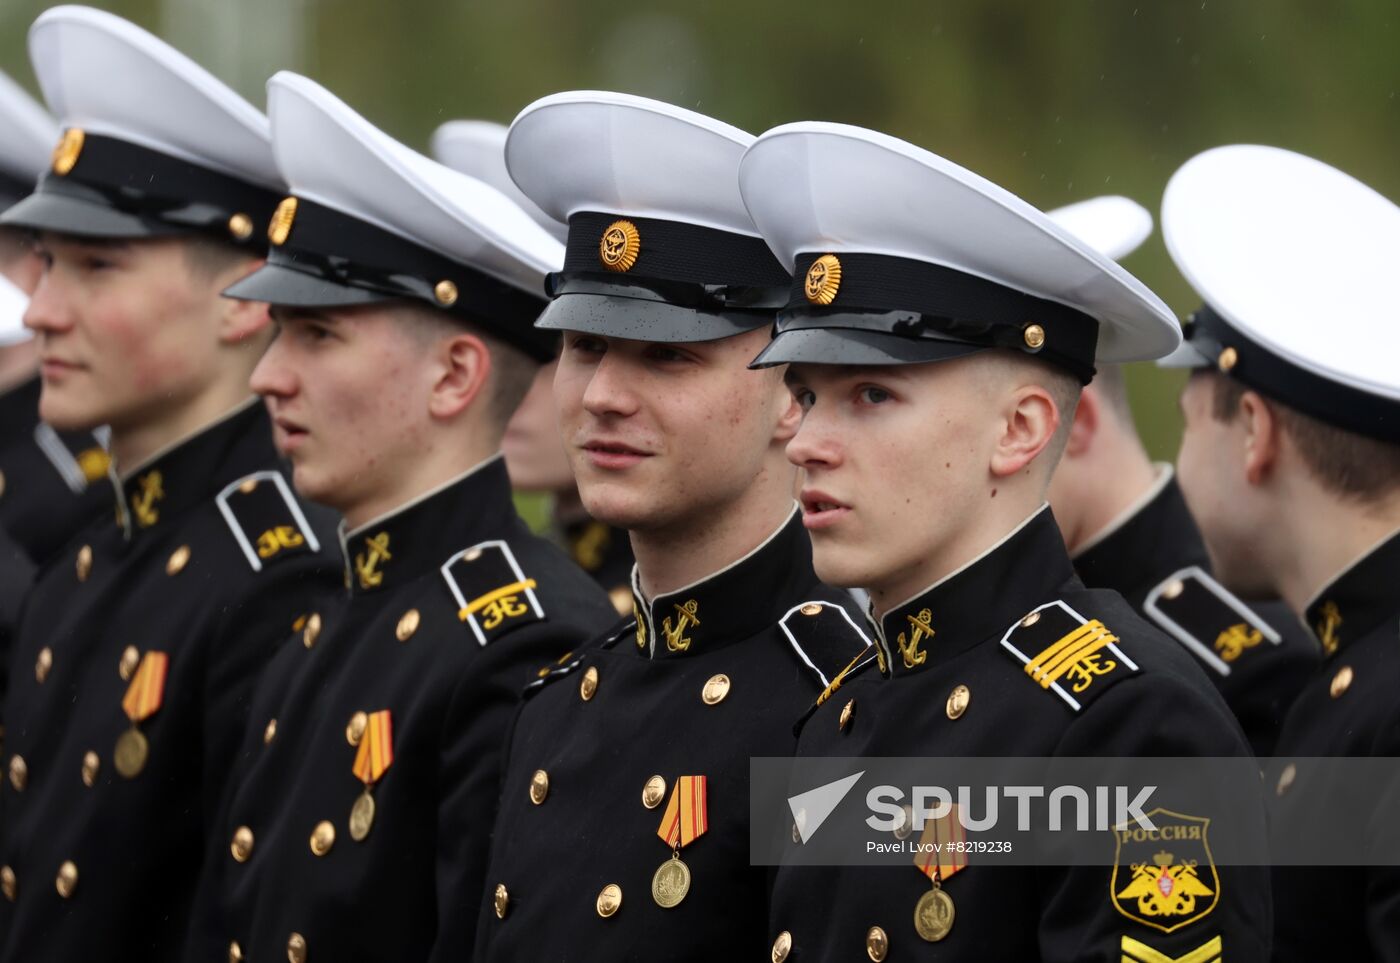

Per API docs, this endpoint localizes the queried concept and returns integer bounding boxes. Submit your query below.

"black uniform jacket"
[187,456,617,963]
[0,399,342,961]
[1073,470,1318,756]
[1266,528,1400,963]
[768,507,1273,963]
[474,507,870,962]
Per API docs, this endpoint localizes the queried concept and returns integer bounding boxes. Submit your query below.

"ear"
[1237,389,1280,486]
[216,259,272,345]
[429,330,492,420]
[1061,383,1101,459]
[770,369,803,444]
[989,384,1061,478]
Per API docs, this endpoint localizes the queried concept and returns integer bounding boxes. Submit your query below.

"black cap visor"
[0,180,184,240]
[536,276,773,345]
[224,260,399,309]
[750,314,989,368]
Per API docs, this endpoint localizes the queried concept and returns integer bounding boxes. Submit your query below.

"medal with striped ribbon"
[114,651,169,778]
[349,709,393,841]
[652,775,707,908]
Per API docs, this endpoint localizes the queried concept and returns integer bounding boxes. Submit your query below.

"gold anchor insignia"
[256,525,306,559]
[354,532,393,589]
[268,196,298,246]
[895,608,934,669]
[634,599,647,650]
[130,471,165,528]
[1214,623,1264,663]
[661,600,701,653]
[1316,600,1343,655]
[599,219,640,272]
[804,254,842,305]
[52,128,85,176]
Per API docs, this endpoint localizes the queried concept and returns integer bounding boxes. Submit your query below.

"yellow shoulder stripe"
[1120,934,1222,963]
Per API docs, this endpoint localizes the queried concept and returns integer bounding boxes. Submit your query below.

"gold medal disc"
[651,855,691,908]
[914,886,956,942]
[113,727,149,779]
[349,790,376,842]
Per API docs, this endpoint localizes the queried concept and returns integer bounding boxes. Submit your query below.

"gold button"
[81,750,100,787]
[839,699,856,732]
[231,826,254,863]
[0,469,6,499]
[701,673,731,705]
[309,820,336,856]
[579,666,599,701]
[800,603,823,616]
[166,545,191,576]
[529,769,550,805]
[595,883,622,917]
[642,774,667,809]
[228,940,245,963]
[240,477,259,494]
[76,544,92,582]
[345,711,368,747]
[227,213,254,241]
[396,608,421,642]
[303,613,322,649]
[1330,665,1354,699]
[892,804,916,840]
[866,925,889,961]
[55,860,78,899]
[9,754,27,792]
[1162,579,1185,600]
[434,279,459,306]
[1218,346,1239,372]
[1277,763,1297,796]
[35,646,53,684]
[287,932,307,963]
[464,547,483,562]
[1022,324,1046,350]
[264,718,278,745]
[1020,610,1041,627]
[772,930,793,963]
[494,882,510,919]
[946,684,971,720]
[119,645,141,681]
[1,865,15,902]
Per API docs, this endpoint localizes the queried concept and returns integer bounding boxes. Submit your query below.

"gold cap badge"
[434,279,459,306]
[268,196,299,246]
[599,220,640,272]
[52,128,85,176]
[804,254,842,305]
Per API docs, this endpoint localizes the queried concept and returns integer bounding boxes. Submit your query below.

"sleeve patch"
[215,471,321,572]
[999,600,1139,712]
[441,540,545,646]
[778,600,875,689]
[1142,566,1281,677]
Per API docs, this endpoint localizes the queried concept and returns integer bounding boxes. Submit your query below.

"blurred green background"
[4,0,1397,461]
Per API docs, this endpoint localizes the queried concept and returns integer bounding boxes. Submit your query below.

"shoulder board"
[215,471,322,572]
[33,422,110,494]
[1142,565,1281,677]
[999,600,1140,713]
[442,539,545,646]
[778,600,877,690]
[524,618,633,692]
[796,644,882,736]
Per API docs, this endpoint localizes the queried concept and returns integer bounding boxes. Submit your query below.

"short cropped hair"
[1210,374,1400,501]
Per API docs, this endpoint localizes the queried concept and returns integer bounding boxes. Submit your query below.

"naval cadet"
[183,73,617,963]
[742,122,1271,961]
[472,92,867,961]
[1163,144,1400,962]
[433,119,635,613]
[0,9,341,959]
[1045,196,1317,757]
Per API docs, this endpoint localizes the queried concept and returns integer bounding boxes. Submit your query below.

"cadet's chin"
[37,384,109,434]
[576,478,661,532]
[809,540,870,592]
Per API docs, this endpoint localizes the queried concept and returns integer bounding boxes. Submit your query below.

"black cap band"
[0,132,281,248]
[1187,304,1400,444]
[254,196,554,361]
[772,252,1099,382]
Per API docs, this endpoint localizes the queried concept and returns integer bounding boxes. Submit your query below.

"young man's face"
[553,324,795,532]
[1176,371,1270,596]
[783,357,1007,602]
[502,359,576,494]
[252,304,438,513]
[24,233,233,432]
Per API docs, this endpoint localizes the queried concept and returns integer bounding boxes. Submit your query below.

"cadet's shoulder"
[773,595,877,692]
[440,533,616,647]
[524,615,633,693]
[205,470,339,580]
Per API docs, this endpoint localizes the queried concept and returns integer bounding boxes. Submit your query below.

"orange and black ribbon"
[122,652,169,723]
[656,775,708,850]
[352,710,394,786]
